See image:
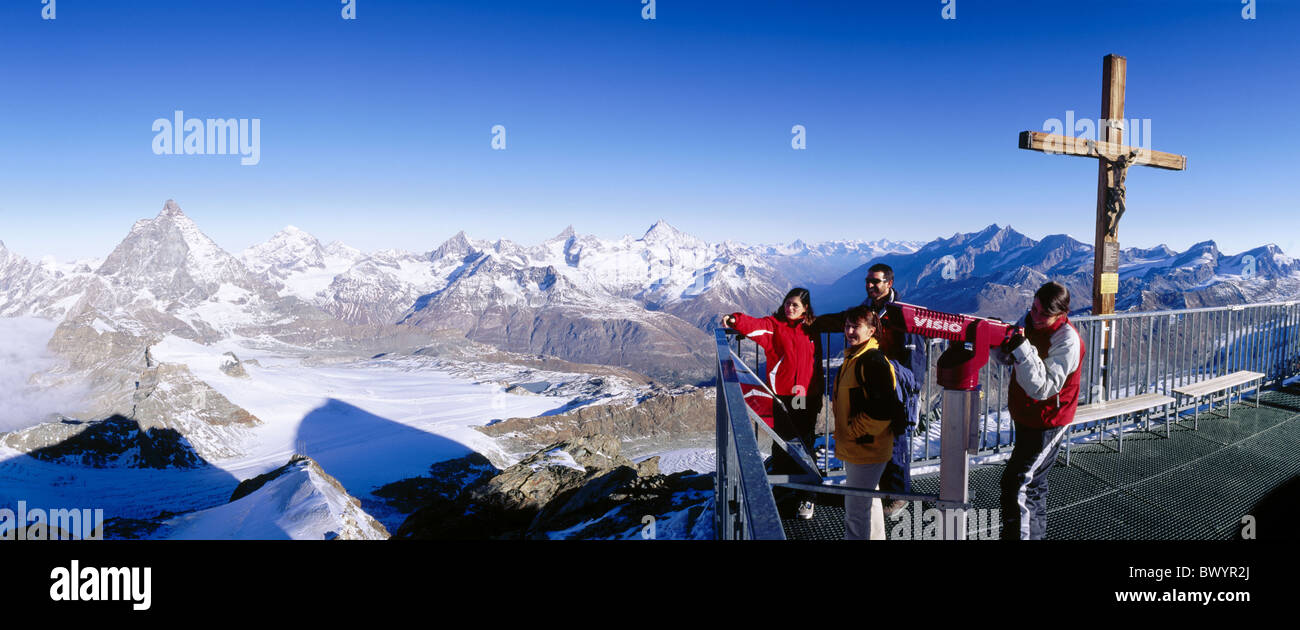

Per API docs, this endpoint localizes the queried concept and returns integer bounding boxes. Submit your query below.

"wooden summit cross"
[1018,54,1187,316]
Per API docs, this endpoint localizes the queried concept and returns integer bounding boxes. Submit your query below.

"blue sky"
[0,0,1296,261]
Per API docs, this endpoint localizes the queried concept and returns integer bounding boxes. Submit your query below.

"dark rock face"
[229,455,300,502]
[5,415,203,469]
[220,352,250,378]
[390,435,713,540]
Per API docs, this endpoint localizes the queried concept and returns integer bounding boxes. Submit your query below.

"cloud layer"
[0,317,87,432]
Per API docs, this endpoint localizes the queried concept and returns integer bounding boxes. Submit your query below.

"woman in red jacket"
[721,287,821,520]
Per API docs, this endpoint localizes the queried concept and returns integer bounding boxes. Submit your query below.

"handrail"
[1072,299,1300,322]
[714,327,785,540]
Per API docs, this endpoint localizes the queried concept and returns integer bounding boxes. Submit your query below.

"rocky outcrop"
[0,415,203,469]
[391,435,713,540]
[129,362,260,460]
[476,387,714,455]
[219,352,249,378]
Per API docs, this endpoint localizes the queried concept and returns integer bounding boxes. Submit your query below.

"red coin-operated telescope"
[881,302,1020,389]
[879,302,1021,539]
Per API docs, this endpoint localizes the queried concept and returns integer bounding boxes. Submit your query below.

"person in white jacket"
[995,282,1084,540]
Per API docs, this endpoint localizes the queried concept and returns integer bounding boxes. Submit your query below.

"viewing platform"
[782,383,1300,540]
[714,300,1300,540]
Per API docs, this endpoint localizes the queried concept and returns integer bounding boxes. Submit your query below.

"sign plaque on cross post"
[1018,54,1187,398]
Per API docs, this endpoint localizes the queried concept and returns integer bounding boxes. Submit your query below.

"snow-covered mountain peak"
[549,225,576,242]
[242,226,327,274]
[432,231,475,260]
[151,200,226,264]
[324,241,363,260]
[161,198,184,217]
[94,200,263,303]
[640,219,701,246]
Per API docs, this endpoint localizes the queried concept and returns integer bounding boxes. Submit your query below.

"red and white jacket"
[729,312,816,398]
[1004,314,1085,429]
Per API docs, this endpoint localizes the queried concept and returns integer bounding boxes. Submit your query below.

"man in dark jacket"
[811,263,926,516]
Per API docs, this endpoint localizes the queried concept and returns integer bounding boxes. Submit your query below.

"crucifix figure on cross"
[1103,149,1139,238]
[1018,54,1187,317]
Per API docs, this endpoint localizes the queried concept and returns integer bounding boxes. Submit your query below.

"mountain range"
[2,200,1295,417]
[2,199,1295,539]
[817,224,1299,321]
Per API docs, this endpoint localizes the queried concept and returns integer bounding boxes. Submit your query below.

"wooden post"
[1093,54,1126,317]
[1093,55,1125,398]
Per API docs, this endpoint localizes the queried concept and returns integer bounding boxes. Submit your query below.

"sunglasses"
[866,278,887,285]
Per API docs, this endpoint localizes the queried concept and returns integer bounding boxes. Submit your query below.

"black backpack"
[850,348,915,437]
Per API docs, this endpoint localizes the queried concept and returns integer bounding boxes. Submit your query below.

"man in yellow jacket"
[834,305,903,540]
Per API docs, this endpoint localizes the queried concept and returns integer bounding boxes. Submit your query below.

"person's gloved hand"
[1001,329,1029,362]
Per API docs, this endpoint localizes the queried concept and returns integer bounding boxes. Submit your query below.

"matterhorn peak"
[161,199,185,217]
[552,225,576,241]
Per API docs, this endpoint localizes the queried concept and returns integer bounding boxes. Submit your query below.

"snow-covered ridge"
[243,218,922,333]
[162,455,389,540]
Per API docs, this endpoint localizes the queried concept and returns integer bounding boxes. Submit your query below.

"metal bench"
[1060,393,1175,466]
[1172,371,1265,430]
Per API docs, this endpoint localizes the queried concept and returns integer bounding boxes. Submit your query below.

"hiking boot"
[883,499,908,518]
[796,501,816,520]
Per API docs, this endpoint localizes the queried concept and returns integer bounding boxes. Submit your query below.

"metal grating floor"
[784,386,1300,540]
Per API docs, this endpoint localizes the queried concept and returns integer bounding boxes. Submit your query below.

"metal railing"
[713,326,962,541]
[714,300,1300,539]
[713,327,785,540]
[873,300,1300,462]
